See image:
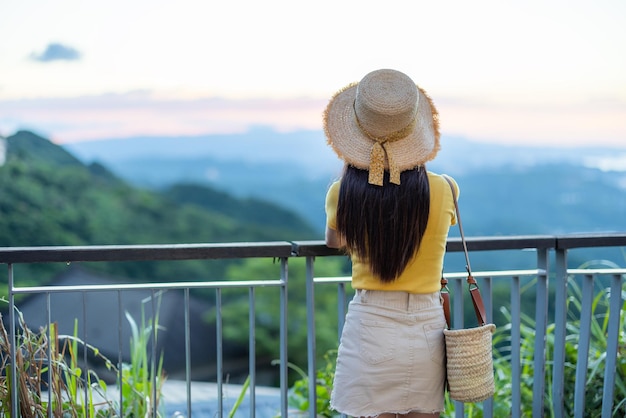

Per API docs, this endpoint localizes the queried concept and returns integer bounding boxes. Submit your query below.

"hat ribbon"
[354,107,417,186]
[368,141,401,186]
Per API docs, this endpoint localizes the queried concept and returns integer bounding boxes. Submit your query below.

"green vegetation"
[282,350,338,417]
[119,296,166,416]
[0,299,165,417]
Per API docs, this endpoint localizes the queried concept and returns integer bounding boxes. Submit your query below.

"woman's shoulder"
[328,180,341,192]
[427,171,455,183]
[427,171,459,196]
[325,180,342,200]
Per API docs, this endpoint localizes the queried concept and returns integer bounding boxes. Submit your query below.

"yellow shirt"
[325,172,458,294]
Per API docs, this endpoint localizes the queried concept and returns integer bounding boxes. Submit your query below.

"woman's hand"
[325,227,346,249]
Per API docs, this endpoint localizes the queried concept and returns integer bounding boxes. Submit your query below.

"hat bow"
[355,110,417,186]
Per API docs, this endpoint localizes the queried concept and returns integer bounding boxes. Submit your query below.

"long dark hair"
[336,165,430,282]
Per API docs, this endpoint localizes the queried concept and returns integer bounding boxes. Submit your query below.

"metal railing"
[1,233,625,417]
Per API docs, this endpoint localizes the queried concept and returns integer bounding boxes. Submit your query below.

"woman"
[323,69,458,417]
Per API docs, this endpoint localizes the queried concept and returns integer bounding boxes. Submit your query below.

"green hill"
[0,131,318,286]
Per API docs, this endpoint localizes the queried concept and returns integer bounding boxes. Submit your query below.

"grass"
[0,296,166,417]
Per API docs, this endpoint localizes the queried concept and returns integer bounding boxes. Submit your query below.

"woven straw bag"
[441,176,496,403]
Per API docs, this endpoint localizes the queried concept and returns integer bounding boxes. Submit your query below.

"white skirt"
[330,289,446,417]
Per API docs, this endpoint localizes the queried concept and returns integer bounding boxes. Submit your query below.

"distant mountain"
[63,128,626,236]
[64,126,626,177]
[8,129,85,167]
[64,126,342,180]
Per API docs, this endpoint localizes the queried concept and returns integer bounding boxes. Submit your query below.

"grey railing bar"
[278,257,289,418]
[533,249,549,417]
[117,290,123,416]
[337,282,347,340]
[602,273,624,417]
[313,276,350,284]
[315,268,626,283]
[451,276,465,417]
[291,236,561,256]
[305,256,317,418]
[510,275,522,418]
[8,264,18,418]
[314,269,543,284]
[482,276,494,418]
[184,288,192,417]
[216,288,223,418]
[574,273,594,417]
[47,292,53,417]
[249,287,256,418]
[445,269,545,278]
[10,279,286,294]
[567,268,626,275]
[483,276,494,323]
[82,291,89,417]
[447,235,557,252]
[151,289,158,418]
[0,241,294,264]
[556,233,626,249]
[553,249,568,417]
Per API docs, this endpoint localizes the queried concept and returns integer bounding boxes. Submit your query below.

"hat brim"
[323,82,441,172]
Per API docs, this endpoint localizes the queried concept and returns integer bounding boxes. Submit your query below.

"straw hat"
[323,69,440,186]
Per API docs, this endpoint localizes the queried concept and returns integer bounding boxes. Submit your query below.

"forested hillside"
[0,131,319,286]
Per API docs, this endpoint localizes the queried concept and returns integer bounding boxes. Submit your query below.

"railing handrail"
[0,241,294,263]
[1,232,625,264]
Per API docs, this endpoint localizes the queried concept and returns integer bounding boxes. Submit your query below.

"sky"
[0,0,625,148]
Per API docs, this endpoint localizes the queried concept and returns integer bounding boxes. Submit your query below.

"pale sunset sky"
[0,0,625,148]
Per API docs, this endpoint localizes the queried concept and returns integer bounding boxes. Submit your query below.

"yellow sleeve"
[325,181,341,230]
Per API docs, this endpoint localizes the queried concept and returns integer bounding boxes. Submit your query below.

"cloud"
[0,93,327,143]
[30,43,82,62]
[0,92,625,148]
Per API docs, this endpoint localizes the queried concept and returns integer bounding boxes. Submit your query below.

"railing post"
[46,293,52,417]
[279,257,289,418]
[184,288,192,417]
[533,248,549,417]
[337,282,347,340]
[8,263,19,418]
[510,275,522,417]
[117,290,124,416]
[601,273,624,417]
[451,277,465,418]
[249,287,257,418]
[216,288,224,417]
[82,291,90,417]
[305,255,317,418]
[552,248,568,417]
[574,274,594,417]
[482,276,494,418]
[151,289,158,418]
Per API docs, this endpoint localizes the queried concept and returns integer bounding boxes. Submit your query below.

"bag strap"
[441,175,489,328]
